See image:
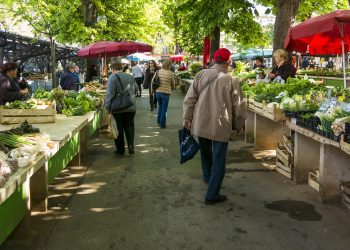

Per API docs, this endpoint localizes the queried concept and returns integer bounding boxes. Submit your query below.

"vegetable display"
[62,92,97,116]
[9,121,40,135]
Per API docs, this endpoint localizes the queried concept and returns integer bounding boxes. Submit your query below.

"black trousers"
[113,112,136,152]
[135,77,142,95]
[149,88,157,110]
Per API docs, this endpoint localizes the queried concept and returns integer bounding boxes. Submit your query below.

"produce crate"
[283,134,293,156]
[263,103,287,121]
[276,144,293,179]
[340,135,350,155]
[247,97,255,110]
[0,104,56,124]
[254,100,265,114]
[308,170,320,192]
[340,181,350,210]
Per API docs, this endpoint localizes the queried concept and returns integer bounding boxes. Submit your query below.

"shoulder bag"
[111,74,133,113]
[151,70,160,90]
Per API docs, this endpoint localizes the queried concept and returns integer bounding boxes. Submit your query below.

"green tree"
[164,0,266,58]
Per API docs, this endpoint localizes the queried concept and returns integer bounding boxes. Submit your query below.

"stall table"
[0,110,102,245]
[288,121,350,202]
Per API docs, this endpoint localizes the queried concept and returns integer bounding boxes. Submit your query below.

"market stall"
[0,110,103,245]
[0,84,106,244]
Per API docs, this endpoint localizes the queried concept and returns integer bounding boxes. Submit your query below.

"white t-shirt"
[132,65,143,78]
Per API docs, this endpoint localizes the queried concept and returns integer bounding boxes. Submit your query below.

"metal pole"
[340,22,347,88]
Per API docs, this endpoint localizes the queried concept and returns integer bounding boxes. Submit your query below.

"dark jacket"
[271,61,296,81]
[105,72,138,113]
[60,71,76,90]
[0,75,22,105]
[143,68,158,89]
[72,72,80,84]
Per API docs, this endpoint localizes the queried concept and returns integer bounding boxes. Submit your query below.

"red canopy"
[114,41,153,55]
[284,10,350,55]
[77,41,153,58]
[170,54,184,62]
[77,41,120,58]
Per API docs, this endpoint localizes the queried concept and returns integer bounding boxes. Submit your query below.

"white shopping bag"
[107,114,118,139]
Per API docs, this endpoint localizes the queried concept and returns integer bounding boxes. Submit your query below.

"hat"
[213,48,231,62]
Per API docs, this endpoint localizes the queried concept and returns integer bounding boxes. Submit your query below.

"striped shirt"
[156,69,175,94]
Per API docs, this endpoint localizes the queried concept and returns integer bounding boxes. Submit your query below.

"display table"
[245,108,289,150]
[0,110,102,245]
[288,121,350,202]
[178,78,193,94]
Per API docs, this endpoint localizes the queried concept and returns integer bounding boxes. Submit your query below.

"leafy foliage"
[161,0,266,55]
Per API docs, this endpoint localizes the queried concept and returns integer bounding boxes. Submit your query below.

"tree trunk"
[273,0,301,64]
[83,0,97,27]
[50,37,57,88]
[210,26,221,60]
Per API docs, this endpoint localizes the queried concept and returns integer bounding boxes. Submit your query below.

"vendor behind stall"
[60,62,77,91]
[0,62,29,105]
[268,49,296,83]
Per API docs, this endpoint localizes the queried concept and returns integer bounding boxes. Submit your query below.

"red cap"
[213,48,231,62]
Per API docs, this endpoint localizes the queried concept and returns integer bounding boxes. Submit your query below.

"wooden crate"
[247,97,255,110]
[276,144,293,179]
[276,161,292,179]
[0,104,56,124]
[308,170,319,192]
[340,181,350,210]
[263,103,287,121]
[283,134,293,156]
[340,135,350,155]
[254,101,265,114]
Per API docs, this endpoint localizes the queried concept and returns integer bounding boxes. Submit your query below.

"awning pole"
[340,23,347,88]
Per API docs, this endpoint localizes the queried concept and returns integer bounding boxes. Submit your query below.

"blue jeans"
[198,137,228,200]
[156,92,170,128]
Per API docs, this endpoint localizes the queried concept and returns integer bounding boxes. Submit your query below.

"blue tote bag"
[178,128,200,164]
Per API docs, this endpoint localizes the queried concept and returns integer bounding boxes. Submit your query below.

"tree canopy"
[162,0,267,55]
[3,0,165,46]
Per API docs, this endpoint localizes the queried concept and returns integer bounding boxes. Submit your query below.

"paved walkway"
[2,90,350,250]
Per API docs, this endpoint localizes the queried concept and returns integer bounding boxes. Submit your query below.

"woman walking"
[143,60,159,111]
[155,60,175,128]
[105,60,138,155]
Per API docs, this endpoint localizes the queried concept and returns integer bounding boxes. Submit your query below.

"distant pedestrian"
[131,61,143,97]
[301,57,309,69]
[327,58,334,69]
[155,60,175,128]
[105,60,138,155]
[183,48,246,205]
[143,60,159,111]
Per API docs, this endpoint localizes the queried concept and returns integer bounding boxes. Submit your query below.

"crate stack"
[276,134,294,179]
[340,181,350,210]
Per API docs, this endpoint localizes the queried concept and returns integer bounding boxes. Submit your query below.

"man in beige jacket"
[183,48,246,205]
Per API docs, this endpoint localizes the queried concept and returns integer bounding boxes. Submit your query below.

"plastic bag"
[107,114,118,139]
[178,128,199,164]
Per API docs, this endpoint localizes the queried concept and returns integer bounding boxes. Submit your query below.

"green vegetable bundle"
[33,88,51,100]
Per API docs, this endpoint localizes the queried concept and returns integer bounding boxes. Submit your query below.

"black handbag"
[111,74,133,113]
[151,71,160,90]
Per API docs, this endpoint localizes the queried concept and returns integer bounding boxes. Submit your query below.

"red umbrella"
[284,10,350,87]
[170,54,184,62]
[113,41,153,55]
[77,41,153,58]
[77,41,121,58]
